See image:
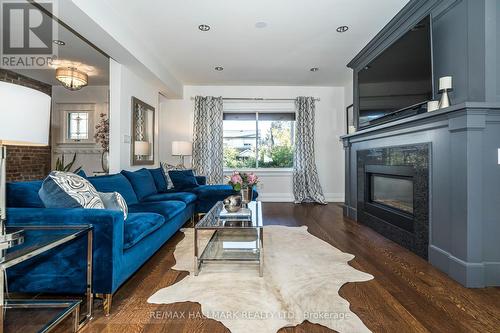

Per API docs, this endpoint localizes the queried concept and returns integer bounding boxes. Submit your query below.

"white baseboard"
[258,192,345,203]
[258,193,294,202]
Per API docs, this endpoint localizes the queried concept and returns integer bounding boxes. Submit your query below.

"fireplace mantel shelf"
[340,102,500,140]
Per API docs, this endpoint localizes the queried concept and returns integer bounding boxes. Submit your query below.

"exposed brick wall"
[1,69,52,182]
[6,146,51,182]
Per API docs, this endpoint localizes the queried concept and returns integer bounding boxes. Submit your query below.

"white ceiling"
[11,2,109,87]
[102,0,409,87]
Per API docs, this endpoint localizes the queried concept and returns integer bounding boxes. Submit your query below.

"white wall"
[109,59,161,173]
[344,79,354,110]
[51,85,109,175]
[159,85,346,202]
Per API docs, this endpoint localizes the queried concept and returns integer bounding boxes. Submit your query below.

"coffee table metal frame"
[194,201,263,277]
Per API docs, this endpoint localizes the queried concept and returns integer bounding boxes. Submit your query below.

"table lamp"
[0,81,51,259]
[438,76,453,109]
[172,141,192,167]
[134,140,151,160]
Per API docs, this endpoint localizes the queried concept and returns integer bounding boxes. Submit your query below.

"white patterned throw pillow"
[99,192,128,220]
[39,171,105,209]
[160,161,186,189]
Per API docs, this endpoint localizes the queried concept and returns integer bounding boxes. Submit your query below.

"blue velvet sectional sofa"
[5,168,256,315]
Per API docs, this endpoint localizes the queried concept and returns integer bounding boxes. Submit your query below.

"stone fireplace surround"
[357,144,429,259]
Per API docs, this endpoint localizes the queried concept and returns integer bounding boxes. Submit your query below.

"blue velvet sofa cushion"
[148,167,168,193]
[190,185,259,213]
[123,213,165,250]
[6,180,44,208]
[128,201,186,220]
[191,185,239,199]
[168,169,199,191]
[195,176,207,185]
[143,192,197,205]
[87,174,139,205]
[38,172,104,209]
[122,169,158,201]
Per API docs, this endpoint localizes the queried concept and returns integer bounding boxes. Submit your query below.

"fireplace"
[357,145,429,259]
[364,165,415,233]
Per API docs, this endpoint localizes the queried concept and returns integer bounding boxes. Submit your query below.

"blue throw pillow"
[168,169,199,190]
[87,174,139,205]
[121,168,158,200]
[39,171,104,209]
[148,167,168,193]
[76,169,87,178]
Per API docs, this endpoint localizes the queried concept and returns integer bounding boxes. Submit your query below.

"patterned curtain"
[192,96,224,184]
[293,97,327,204]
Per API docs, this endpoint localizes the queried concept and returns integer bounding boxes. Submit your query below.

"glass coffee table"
[194,201,263,277]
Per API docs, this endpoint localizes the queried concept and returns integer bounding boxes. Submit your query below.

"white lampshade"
[172,141,192,156]
[134,141,151,156]
[439,76,453,90]
[0,81,51,146]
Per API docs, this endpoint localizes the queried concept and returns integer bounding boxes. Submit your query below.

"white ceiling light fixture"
[56,67,88,91]
[336,25,349,33]
[310,67,319,72]
[255,21,267,28]
[214,66,224,71]
[198,24,210,31]
[53,40,65,45]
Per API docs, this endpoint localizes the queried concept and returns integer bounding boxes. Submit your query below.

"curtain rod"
[190,97,320,102]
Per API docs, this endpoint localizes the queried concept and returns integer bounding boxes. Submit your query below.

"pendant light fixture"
[55,67,88,91]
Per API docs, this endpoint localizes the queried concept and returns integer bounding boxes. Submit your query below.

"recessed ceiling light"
[310,67,319,72]
[336,25,349,33]
[215,66,224,71]
[255,21,267,28]
[53,40,65,45]
[198,24,210,31]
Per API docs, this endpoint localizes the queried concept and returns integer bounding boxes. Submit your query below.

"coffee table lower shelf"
[194,228,264,277]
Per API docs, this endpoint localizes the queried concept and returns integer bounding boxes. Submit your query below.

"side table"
[1,225,93,333]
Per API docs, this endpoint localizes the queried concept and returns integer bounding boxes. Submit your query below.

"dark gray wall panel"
[341,104,500,288]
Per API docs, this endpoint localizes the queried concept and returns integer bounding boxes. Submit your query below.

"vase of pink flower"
[228,171,259,206]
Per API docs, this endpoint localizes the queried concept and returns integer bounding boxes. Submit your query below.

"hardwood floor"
[80,203,500,333]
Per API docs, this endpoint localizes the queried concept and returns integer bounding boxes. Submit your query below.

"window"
[223,112,295,169]
[68,112,89,140]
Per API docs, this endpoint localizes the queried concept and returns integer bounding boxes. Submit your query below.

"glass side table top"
[195,201,263,229]
[3,226,91,269]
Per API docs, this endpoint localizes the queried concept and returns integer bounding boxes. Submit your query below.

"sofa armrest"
[195,176,207,185]
[6,208,124,293]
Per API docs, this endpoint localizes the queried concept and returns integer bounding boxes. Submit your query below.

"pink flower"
[230,174,242,185]
[247,173,258,185]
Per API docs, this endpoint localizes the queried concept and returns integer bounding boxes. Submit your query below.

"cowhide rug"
[148,225,374,333]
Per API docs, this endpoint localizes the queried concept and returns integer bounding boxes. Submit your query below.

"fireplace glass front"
[370,175,414,214]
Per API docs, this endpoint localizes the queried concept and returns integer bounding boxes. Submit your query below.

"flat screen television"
[358,15,433,128]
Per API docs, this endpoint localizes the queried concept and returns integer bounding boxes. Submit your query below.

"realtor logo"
[1,0,57,68]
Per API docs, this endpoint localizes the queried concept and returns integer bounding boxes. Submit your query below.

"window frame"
[223,104,296,171]
[56,103,96,145]
[68,111,90,141]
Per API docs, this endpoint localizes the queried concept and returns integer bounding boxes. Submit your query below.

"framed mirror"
[131,97,155,165]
